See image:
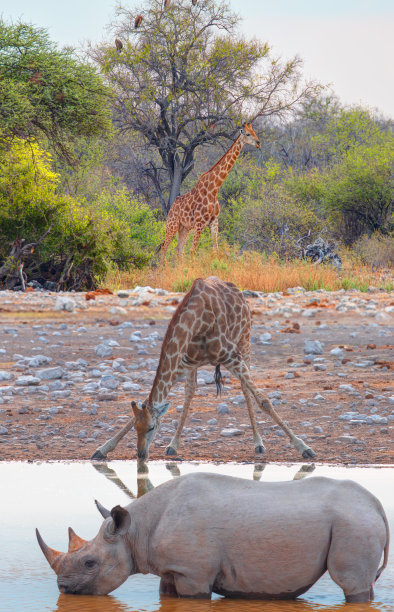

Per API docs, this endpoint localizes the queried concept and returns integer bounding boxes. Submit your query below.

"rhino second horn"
[36,528,63,570]
[68,527,87,553]
[95,499,111,518]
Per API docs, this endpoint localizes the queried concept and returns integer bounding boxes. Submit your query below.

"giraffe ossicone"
[159,123,261,265]
[91,277,315,463]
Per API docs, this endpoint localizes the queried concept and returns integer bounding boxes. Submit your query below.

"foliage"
[0,20,112,162]
[0,139,145,289]
[90,0,319,213]
[351,232,394,268]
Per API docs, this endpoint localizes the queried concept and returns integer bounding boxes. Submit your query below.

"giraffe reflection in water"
[91,461,316,503]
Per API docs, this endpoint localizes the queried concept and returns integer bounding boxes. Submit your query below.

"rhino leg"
[173,574,212,599]
[159,577,178,596]
[327,520,385,603]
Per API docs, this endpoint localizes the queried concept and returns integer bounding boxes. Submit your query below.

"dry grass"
[102,248,393,293]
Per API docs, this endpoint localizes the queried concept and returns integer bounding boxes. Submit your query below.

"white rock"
[330,348,345,358]
[220,428,244,437]
[15,375,40,386]
[0,371,12,381]
[0,426,9,435]
[37,367,64,380]
[304,340,324,355]
[122,382,141,392]
[94,344,113,358]
[55,297,75,312]
[109,306,127,315]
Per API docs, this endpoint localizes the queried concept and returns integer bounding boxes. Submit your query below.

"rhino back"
[129,474,384,596]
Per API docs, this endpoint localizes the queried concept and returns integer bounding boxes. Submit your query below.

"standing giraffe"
[159,123,261,264]
[91,277,315,461]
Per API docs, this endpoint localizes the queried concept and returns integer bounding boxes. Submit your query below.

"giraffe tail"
[214,364,223,396]
[156,242,163,254]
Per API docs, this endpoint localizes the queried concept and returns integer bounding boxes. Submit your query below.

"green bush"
[0,139,141,288]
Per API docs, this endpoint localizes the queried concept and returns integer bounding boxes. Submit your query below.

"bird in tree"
[164,0,171,8]
[115,38,123,52]
[192,0,197,5]
[134,15,143,29]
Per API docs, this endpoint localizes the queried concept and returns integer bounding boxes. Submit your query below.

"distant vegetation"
[0,2,392,291]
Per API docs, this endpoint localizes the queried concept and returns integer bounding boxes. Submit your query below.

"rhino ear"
[110,505,131,536]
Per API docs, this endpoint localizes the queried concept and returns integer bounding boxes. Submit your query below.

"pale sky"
[2,0,393,117]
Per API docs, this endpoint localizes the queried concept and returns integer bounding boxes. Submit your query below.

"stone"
[0,371,12,381]
[284,373,295,379]
[0,426,9,435]
[217,402,231,415]
[207,418,217,425]
[94,344,113,358]
[117,291,130,298]
[109,306,127,315]
[304,339,324,355]
[97,391,119,401]
[313,426,323,434]
[259,333,272,343]
[15,375,41,386]
[100,375,119,390]
[55,297,75,312]
[122,382,141,392]
[338,384,355,393]
[330,348,345,358]
[220,428,244,437]
[37,367,64,380]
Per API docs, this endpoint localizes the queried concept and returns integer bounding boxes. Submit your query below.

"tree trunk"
[167,163,183,212]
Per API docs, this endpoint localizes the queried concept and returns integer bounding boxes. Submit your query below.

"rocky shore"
[0,286,393,463]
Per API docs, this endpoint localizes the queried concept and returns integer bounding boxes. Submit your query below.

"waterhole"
[0,462,392,612]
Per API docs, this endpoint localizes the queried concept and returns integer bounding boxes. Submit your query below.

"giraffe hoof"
[302,448,316,459]
[90,449,107,460]
[254,445,266,454]
[165,446,177,456]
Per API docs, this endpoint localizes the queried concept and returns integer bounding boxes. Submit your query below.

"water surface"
[0,461,392,612]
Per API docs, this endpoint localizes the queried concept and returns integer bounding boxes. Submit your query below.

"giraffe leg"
[191,224,205,253]
[224,353,315,459]
[165,369,197,456]
[209,217,219,251]
[176,225,190,258]
[241,381,265,454]
[160,221,179,266]
[237,332,265,454]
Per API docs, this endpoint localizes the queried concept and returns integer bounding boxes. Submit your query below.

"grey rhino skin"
[36,473,389,602]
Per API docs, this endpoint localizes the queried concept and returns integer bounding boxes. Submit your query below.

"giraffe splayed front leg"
[166,369,197,456]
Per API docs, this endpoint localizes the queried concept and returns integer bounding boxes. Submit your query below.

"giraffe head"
[240,123,261,149]
[131,400,170,460]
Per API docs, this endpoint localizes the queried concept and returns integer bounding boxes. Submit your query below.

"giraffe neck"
[147,300,200,411]
[199,135,244,194]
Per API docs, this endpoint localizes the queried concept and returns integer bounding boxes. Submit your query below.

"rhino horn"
[36,528,63,571]
[68,527,87,553]
[95,498,111,519]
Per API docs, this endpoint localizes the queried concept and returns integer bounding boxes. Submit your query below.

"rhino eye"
[85,559,97,569]
[147,425,155,432]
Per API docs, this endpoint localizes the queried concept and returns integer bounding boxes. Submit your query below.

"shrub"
[0,139,138,289]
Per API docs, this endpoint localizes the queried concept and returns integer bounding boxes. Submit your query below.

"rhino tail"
[375,505,390,581]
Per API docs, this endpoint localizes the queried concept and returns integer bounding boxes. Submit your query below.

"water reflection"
[90,461,315,502]
[54,593,383,612]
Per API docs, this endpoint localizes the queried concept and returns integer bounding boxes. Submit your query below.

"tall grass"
[102,247,391,293]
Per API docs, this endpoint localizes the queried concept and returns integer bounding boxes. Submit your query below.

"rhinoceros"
[36,474,389,603]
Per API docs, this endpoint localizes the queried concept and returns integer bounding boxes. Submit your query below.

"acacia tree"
[91,0,319,214]
[0,21,111,162]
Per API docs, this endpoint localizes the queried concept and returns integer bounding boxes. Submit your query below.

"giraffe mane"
[148,279,201,404]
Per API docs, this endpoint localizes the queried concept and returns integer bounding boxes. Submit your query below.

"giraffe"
[91,277,315,462]
[159,123,261,265]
